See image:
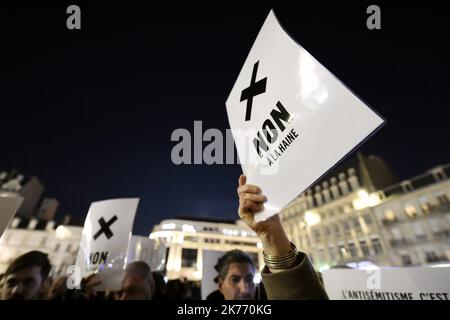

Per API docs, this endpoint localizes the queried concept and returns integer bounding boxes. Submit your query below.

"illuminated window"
[338,245,347,258]
[421,203,430,214]
[384,209,396,221]
[404,205,418,218]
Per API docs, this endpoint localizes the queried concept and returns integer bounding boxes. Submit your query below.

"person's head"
[1,251,51,300]
[118,261,155,300]
[216,250,256,300]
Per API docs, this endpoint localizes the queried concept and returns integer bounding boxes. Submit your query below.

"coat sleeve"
[260,252,329,300]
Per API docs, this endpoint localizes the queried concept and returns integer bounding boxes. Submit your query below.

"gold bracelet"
[263,242,299,270]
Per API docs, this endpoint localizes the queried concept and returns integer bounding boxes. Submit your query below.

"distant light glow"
[253,273,261,284]
[304,210,321,226]
[162,223,176,230]
[182,224,196,233]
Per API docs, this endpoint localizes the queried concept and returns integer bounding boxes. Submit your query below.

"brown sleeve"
[261,252,329,300]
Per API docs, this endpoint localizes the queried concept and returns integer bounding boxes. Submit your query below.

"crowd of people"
[0,176,328,300]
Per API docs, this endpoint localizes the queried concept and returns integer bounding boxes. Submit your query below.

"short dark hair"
[215,250,255,282]
[6,251,51,282]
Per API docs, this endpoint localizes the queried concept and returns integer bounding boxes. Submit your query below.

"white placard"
[226,10,385,222]
[126,235,155,267]
[0,196,23,238]
[75,198,139,291]
[322,267,450,300]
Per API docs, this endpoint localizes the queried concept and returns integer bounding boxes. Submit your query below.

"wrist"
[259,230,292,256]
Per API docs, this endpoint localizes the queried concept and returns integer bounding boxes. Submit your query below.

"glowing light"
[353,189,381,210]
[304,210,321,226]
[149,231,173,239]
[253,273,262,284]
[256,241,263,249]
[347,261,379,270]
[55,226,72,239]
[430,263,450,268]
[162,223,176,230]
[318,264,330,272]
[182,224,196,233]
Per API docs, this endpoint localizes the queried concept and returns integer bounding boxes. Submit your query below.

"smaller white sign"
[0,196,23,238]
[75,198,139,291]
[126,235,155,267]
[322,267,450,300]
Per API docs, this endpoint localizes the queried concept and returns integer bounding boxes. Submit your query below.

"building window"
[359,240,370,256]
[342,222,350,235]
[181,248,197,268]
[420,203,431,215]
[363,214,373,225]
[425,251,439,263]
[384,210,396,221]
[333,224,340,237]
[324,226,331,236]
[437,194,450,210]
[338,245,347,259]
[185,236,199,243]
[405,205,418,218]
[401,254,412,266]
[351,218,361,230]
[314,228,321,239]
[383,210,397,225]
[348,242,357,258]
[371,238,383,255]
[54,244,60,252]
[328,246,336,261]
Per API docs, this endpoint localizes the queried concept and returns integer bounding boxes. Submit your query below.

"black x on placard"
[93,215,118,240]
[240,60,267,121]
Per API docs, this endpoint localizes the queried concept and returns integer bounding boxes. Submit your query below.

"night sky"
[2,2,449,235]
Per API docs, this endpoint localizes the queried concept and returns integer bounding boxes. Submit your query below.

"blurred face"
[118,273,155,300]
[1,266,46,300]
[219,262,256,300]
